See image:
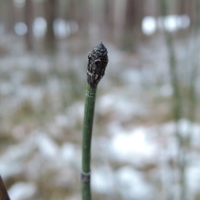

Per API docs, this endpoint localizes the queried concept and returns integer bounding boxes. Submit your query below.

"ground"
[0,33,200,200]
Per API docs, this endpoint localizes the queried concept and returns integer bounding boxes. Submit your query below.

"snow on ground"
[9,182,37,200]
[1,108,200,199]
[115,166,153,199]
[91,120,200,199]
[108,124,157,165]
[0,33,200,200]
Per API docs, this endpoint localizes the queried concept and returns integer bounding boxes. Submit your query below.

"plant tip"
[87,43,109,87]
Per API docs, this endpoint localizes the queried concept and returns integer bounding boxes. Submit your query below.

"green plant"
[81,43,108,200]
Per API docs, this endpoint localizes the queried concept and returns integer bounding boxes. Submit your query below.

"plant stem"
[82,84,97,200]
[160,1,183,199]
[81,42,108,200]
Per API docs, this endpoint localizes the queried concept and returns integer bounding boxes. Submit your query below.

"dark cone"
[87,42,109,87]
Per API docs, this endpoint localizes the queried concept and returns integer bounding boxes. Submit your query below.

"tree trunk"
[125,0,144,29]
[25,0,33,51]
[113,0,127,42]
[122,0,144,50]
[44,0,57,52]
[103,0,114,39]
[7,0,15,33]
[178,0,195,26]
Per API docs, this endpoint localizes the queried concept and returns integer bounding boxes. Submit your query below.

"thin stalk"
[179,1,200,199]
[186,0,200,145]
[82,84,96,200]
[181,2,200,199]
[160,1,183,199]
[81,42,108,200]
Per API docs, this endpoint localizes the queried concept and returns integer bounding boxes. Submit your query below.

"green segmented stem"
[81,42,108,200]
[82,84,97,200]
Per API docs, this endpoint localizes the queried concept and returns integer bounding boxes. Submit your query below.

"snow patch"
[36,133,59,158]
[92,167,114,194]
[9,182,37,200]
[109,125,157,164]
[116,166,153,199]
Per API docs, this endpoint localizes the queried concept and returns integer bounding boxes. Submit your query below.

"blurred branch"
[0,176,10,200]
[160,0,181,128]
[161,1,200,200]
[7,0,15,33]
[187,0,200,124]
[185,0,200,167]
[160,1,185,200]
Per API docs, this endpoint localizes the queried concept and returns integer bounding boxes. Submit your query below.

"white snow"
[36,133,59,158]
[0,31,198,199]
[98,93,147,121]
[9,182,37,200]
[60,143,79,164]
[108,125,157,165]
[160,84,173,97]
[55,114,68,128]
[92,166,114,194]
[66,102,84,124]
[116,166,153,199]
[187,164,200,195]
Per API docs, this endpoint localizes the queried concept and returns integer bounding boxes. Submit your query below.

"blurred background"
[0,0,200,200]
